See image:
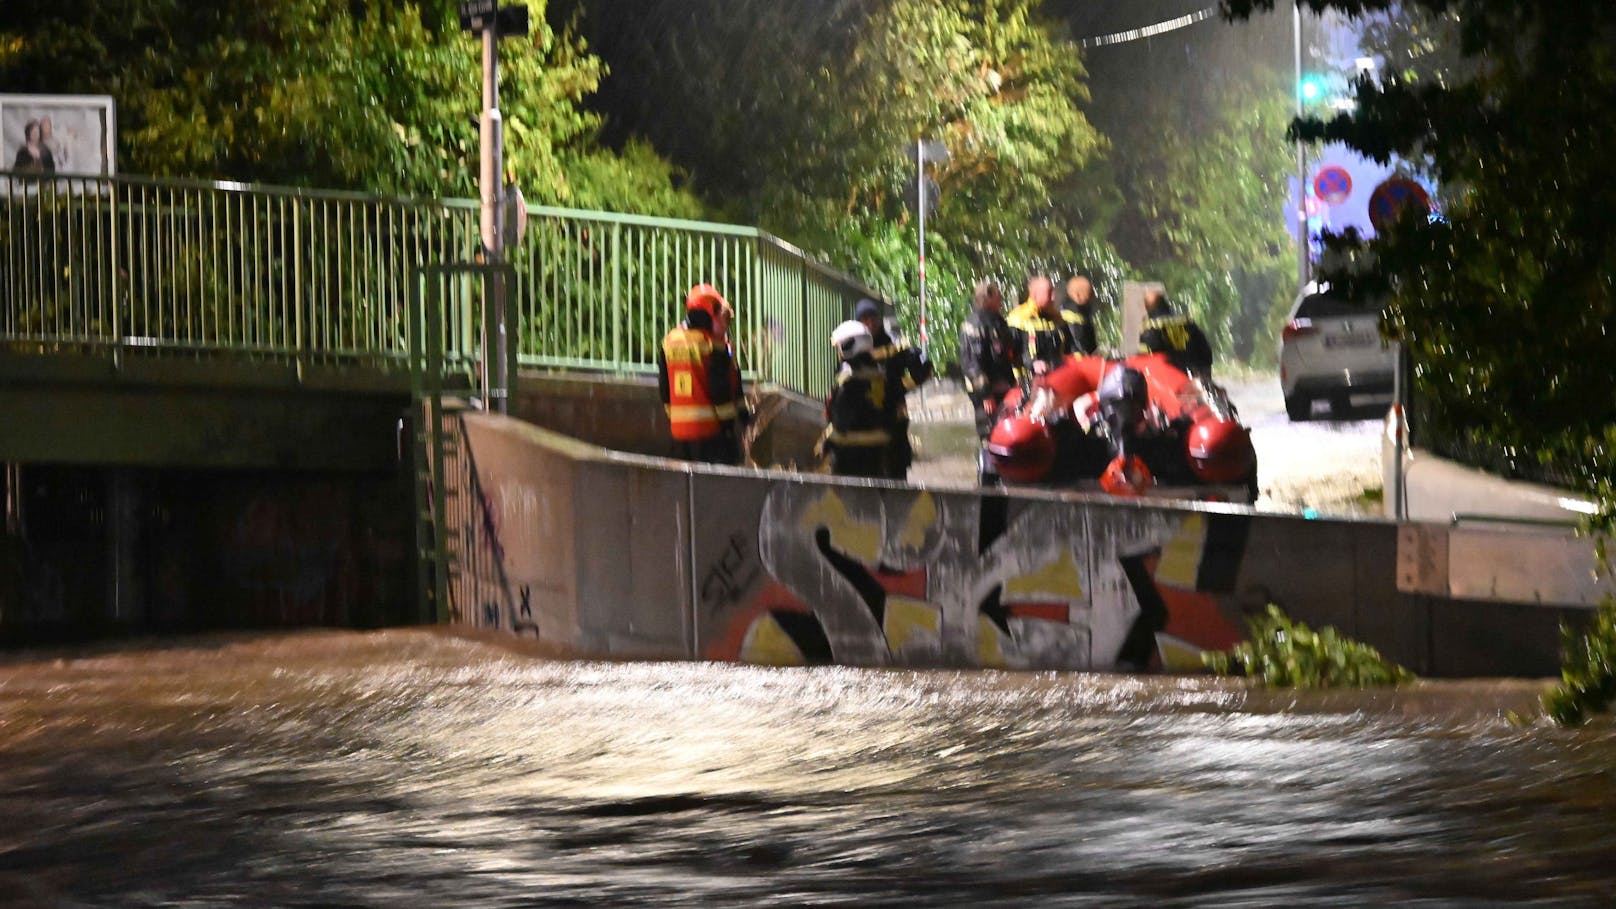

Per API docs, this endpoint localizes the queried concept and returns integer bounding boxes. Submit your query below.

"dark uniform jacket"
[1138,308,1214,377]
[869,328,932,478]
[1006,306,1089,378]
[958,309,1018,400]
[825,355,895,478]
[1066,305,1098,357]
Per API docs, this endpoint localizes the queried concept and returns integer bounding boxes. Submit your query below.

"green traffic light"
[1300,76,1325,102]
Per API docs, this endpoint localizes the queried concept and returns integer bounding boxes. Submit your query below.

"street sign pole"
[461,1,528,413]
[480,20,507,413]
[1293,5,1310,290]
[917,138,927,362]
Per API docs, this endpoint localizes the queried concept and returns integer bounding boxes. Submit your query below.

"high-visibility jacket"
[659,325,738,441]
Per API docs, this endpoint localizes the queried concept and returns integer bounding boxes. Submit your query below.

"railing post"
[293,200,306,382]
[612,220,622,370]
[799,252,811,396]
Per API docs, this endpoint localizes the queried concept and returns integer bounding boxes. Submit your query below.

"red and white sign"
[1313,166,1353,206]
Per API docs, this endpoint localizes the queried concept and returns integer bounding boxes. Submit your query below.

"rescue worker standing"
[1007,275,1088,379]
[823,320,895,478]
[958,279,1018,439]
[1138,288,1214,377]
[659,283,746,465]
[1062,275,1100,356]
[854,298,932,480]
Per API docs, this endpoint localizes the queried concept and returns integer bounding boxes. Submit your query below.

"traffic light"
[1299,75,1326,103]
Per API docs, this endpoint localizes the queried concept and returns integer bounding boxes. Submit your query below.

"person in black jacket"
[854,299,932,480]
[1007,275,1088,380]
[1061,275,1100,356]
[1138,288,1214,377]
[823,320,895,478]
[958,279,1019,438]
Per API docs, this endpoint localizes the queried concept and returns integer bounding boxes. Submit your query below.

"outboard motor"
[1095,365,1154,496]
[1097,365,1149,449]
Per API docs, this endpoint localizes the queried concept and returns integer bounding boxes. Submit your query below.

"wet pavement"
[3,629,1611,907]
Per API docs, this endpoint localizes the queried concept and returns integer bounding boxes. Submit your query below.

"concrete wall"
[1383,429,1613,610]
[455,411,1584,677]
[511,371,825,468]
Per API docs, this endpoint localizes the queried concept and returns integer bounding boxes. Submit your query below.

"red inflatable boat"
[983,353,1258,502]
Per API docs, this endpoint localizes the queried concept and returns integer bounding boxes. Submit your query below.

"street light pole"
[460,1,528,413]
[917,138,928,362]
[1294,3,1310,291]
[480,22,507,413]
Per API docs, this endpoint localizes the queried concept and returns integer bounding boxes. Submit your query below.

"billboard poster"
[1,94,117,179]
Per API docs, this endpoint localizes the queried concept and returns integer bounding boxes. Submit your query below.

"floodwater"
[3,630,1614,907]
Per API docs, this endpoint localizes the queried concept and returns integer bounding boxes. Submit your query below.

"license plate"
[1324,334,1375,348]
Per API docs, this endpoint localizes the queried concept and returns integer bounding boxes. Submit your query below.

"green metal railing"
[1,170,881,397]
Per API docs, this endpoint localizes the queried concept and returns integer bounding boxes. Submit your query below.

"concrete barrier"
[1383,425,1613,611]
[454,411,1592,677]
[510,370,825,468]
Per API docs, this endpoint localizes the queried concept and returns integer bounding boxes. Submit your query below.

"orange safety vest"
[661,326,737,440]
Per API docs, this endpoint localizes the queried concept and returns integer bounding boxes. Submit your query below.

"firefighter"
[1138,288,1214,377]
[854,299,932,480]
[958,279,1019,439]
[658,283,746,465]
[822,319,894,478]
[1062,274,1100,356]
[1007,275,1088,380]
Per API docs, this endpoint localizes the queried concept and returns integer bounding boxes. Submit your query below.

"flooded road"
[2,630,1612,907]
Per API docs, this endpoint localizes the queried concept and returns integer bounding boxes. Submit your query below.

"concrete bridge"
[0,170,1597,675]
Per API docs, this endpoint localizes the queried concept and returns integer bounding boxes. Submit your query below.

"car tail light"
[1281,318,1316,341]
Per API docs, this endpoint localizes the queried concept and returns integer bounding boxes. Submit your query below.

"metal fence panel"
[3,170,884,399]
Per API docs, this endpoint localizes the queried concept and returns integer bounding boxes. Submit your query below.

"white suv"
[1278,284,1397,421]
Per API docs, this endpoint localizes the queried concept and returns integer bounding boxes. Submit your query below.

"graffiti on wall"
[705,484,1252,671]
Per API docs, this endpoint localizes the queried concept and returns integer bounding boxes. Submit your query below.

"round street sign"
[1313,166,1353,206]
[1368,177,1431,233]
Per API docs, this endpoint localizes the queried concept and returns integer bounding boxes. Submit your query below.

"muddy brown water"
[1,629,1611,908]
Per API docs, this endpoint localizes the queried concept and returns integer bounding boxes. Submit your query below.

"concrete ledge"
[451,411,1583,676]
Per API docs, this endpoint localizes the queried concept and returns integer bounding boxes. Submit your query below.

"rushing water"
[1,629,1612,908]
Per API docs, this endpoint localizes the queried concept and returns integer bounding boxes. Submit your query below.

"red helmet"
[1100,454,1153,497]
[986,415,1055,483]
[1185,417,1255,484]
[686,283,726,319]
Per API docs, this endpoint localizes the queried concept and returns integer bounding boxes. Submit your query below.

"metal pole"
[480,24,509,413]
[1294,4,1309,291]
[917,138,928,361]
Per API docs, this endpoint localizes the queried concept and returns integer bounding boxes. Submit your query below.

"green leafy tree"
[1224,0,1616,510]
[554,0,1109,367]
[1053,3,1297,366]
[0,0,701,214]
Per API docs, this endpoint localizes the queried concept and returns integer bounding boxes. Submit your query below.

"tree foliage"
[1049,3,1298,366]
[1225,0,1616,512]
[553,0,1109,366]
[0,0,701,214]
[1204,604,1416,688]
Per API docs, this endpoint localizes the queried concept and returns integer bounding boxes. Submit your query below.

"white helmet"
[830,319,873,360]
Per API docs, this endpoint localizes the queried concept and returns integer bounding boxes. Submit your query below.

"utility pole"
[917,138,927,361]
[914,138,948,362]
[460,1,529,413]
[1294,3,1310,291]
